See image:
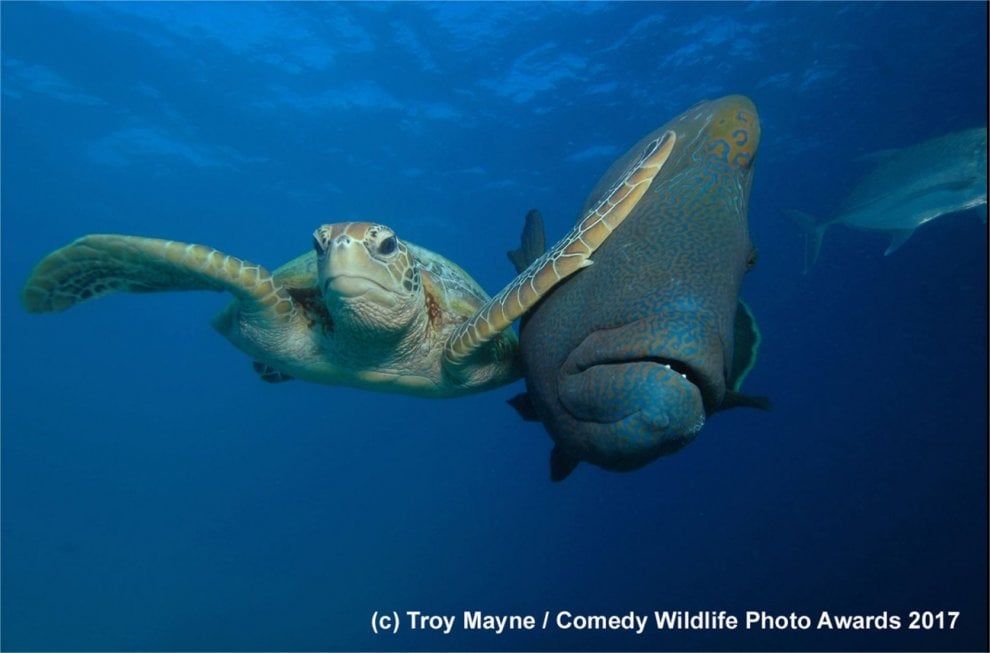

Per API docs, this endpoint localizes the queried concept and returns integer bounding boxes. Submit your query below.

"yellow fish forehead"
[671,95,760,170]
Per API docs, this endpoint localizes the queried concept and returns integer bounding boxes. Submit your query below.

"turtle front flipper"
[442,129,677,381]
[21,234,295,317]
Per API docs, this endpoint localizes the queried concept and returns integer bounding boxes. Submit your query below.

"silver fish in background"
[788,127,987,273]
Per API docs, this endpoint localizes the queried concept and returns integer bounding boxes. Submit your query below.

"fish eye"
[313,236,325,256]
[379,236,397,256]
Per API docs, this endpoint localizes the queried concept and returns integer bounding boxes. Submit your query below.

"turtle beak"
[324,229,366,277]
[314,224,365,274]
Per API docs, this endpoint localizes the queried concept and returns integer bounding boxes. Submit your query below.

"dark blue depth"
[2,2,986,651]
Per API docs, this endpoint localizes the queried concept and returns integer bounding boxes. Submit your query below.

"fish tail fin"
[783,210,827,274]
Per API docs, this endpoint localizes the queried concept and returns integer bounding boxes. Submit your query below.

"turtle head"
[313,222,423,343]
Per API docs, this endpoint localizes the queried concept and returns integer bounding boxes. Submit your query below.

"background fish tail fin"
[783,210,827,274]
[507,209,547,273]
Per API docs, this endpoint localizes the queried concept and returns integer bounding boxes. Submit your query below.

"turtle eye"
[379,236,397,256]
[313,236,326,256]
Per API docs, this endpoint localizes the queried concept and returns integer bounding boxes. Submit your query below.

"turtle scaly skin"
[21,235,294,316]
[443,130,676,383]
[20,128,676,398]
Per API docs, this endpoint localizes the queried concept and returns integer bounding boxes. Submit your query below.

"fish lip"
[574,354,704,394]
[567,350,721,416]
[555,354,707,467]
[559,316,727,415]
[560,356,704,427]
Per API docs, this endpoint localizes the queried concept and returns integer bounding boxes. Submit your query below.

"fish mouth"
[575,354,704,396]
[565,345,720,415]
[558,316,727,419]
[554,349,708,471]
[561,354,709,428]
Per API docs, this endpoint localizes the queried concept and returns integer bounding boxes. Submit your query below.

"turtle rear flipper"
[252,361,295,383]
[22,234,295,317]
[443,129,677,378]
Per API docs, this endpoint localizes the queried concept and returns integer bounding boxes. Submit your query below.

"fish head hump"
[518,96,762,478]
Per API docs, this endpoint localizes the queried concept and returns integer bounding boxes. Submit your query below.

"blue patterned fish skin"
[518,95,761,476]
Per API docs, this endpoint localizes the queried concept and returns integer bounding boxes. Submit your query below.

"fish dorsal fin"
[507,209,547,274]
[884,229,915,256]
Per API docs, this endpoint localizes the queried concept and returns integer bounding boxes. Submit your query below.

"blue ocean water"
[1,2,986,651]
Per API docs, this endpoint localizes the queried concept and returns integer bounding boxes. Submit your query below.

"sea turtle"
[21,130,676,398]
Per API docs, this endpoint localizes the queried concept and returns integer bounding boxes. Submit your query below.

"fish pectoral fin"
[550,445,579,482]
[730,299,762,391]
[884,229,916,256]
[507,392,541,422]
[721,389,772,411]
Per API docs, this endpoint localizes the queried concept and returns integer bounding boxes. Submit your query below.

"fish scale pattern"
[517,95,762,476]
